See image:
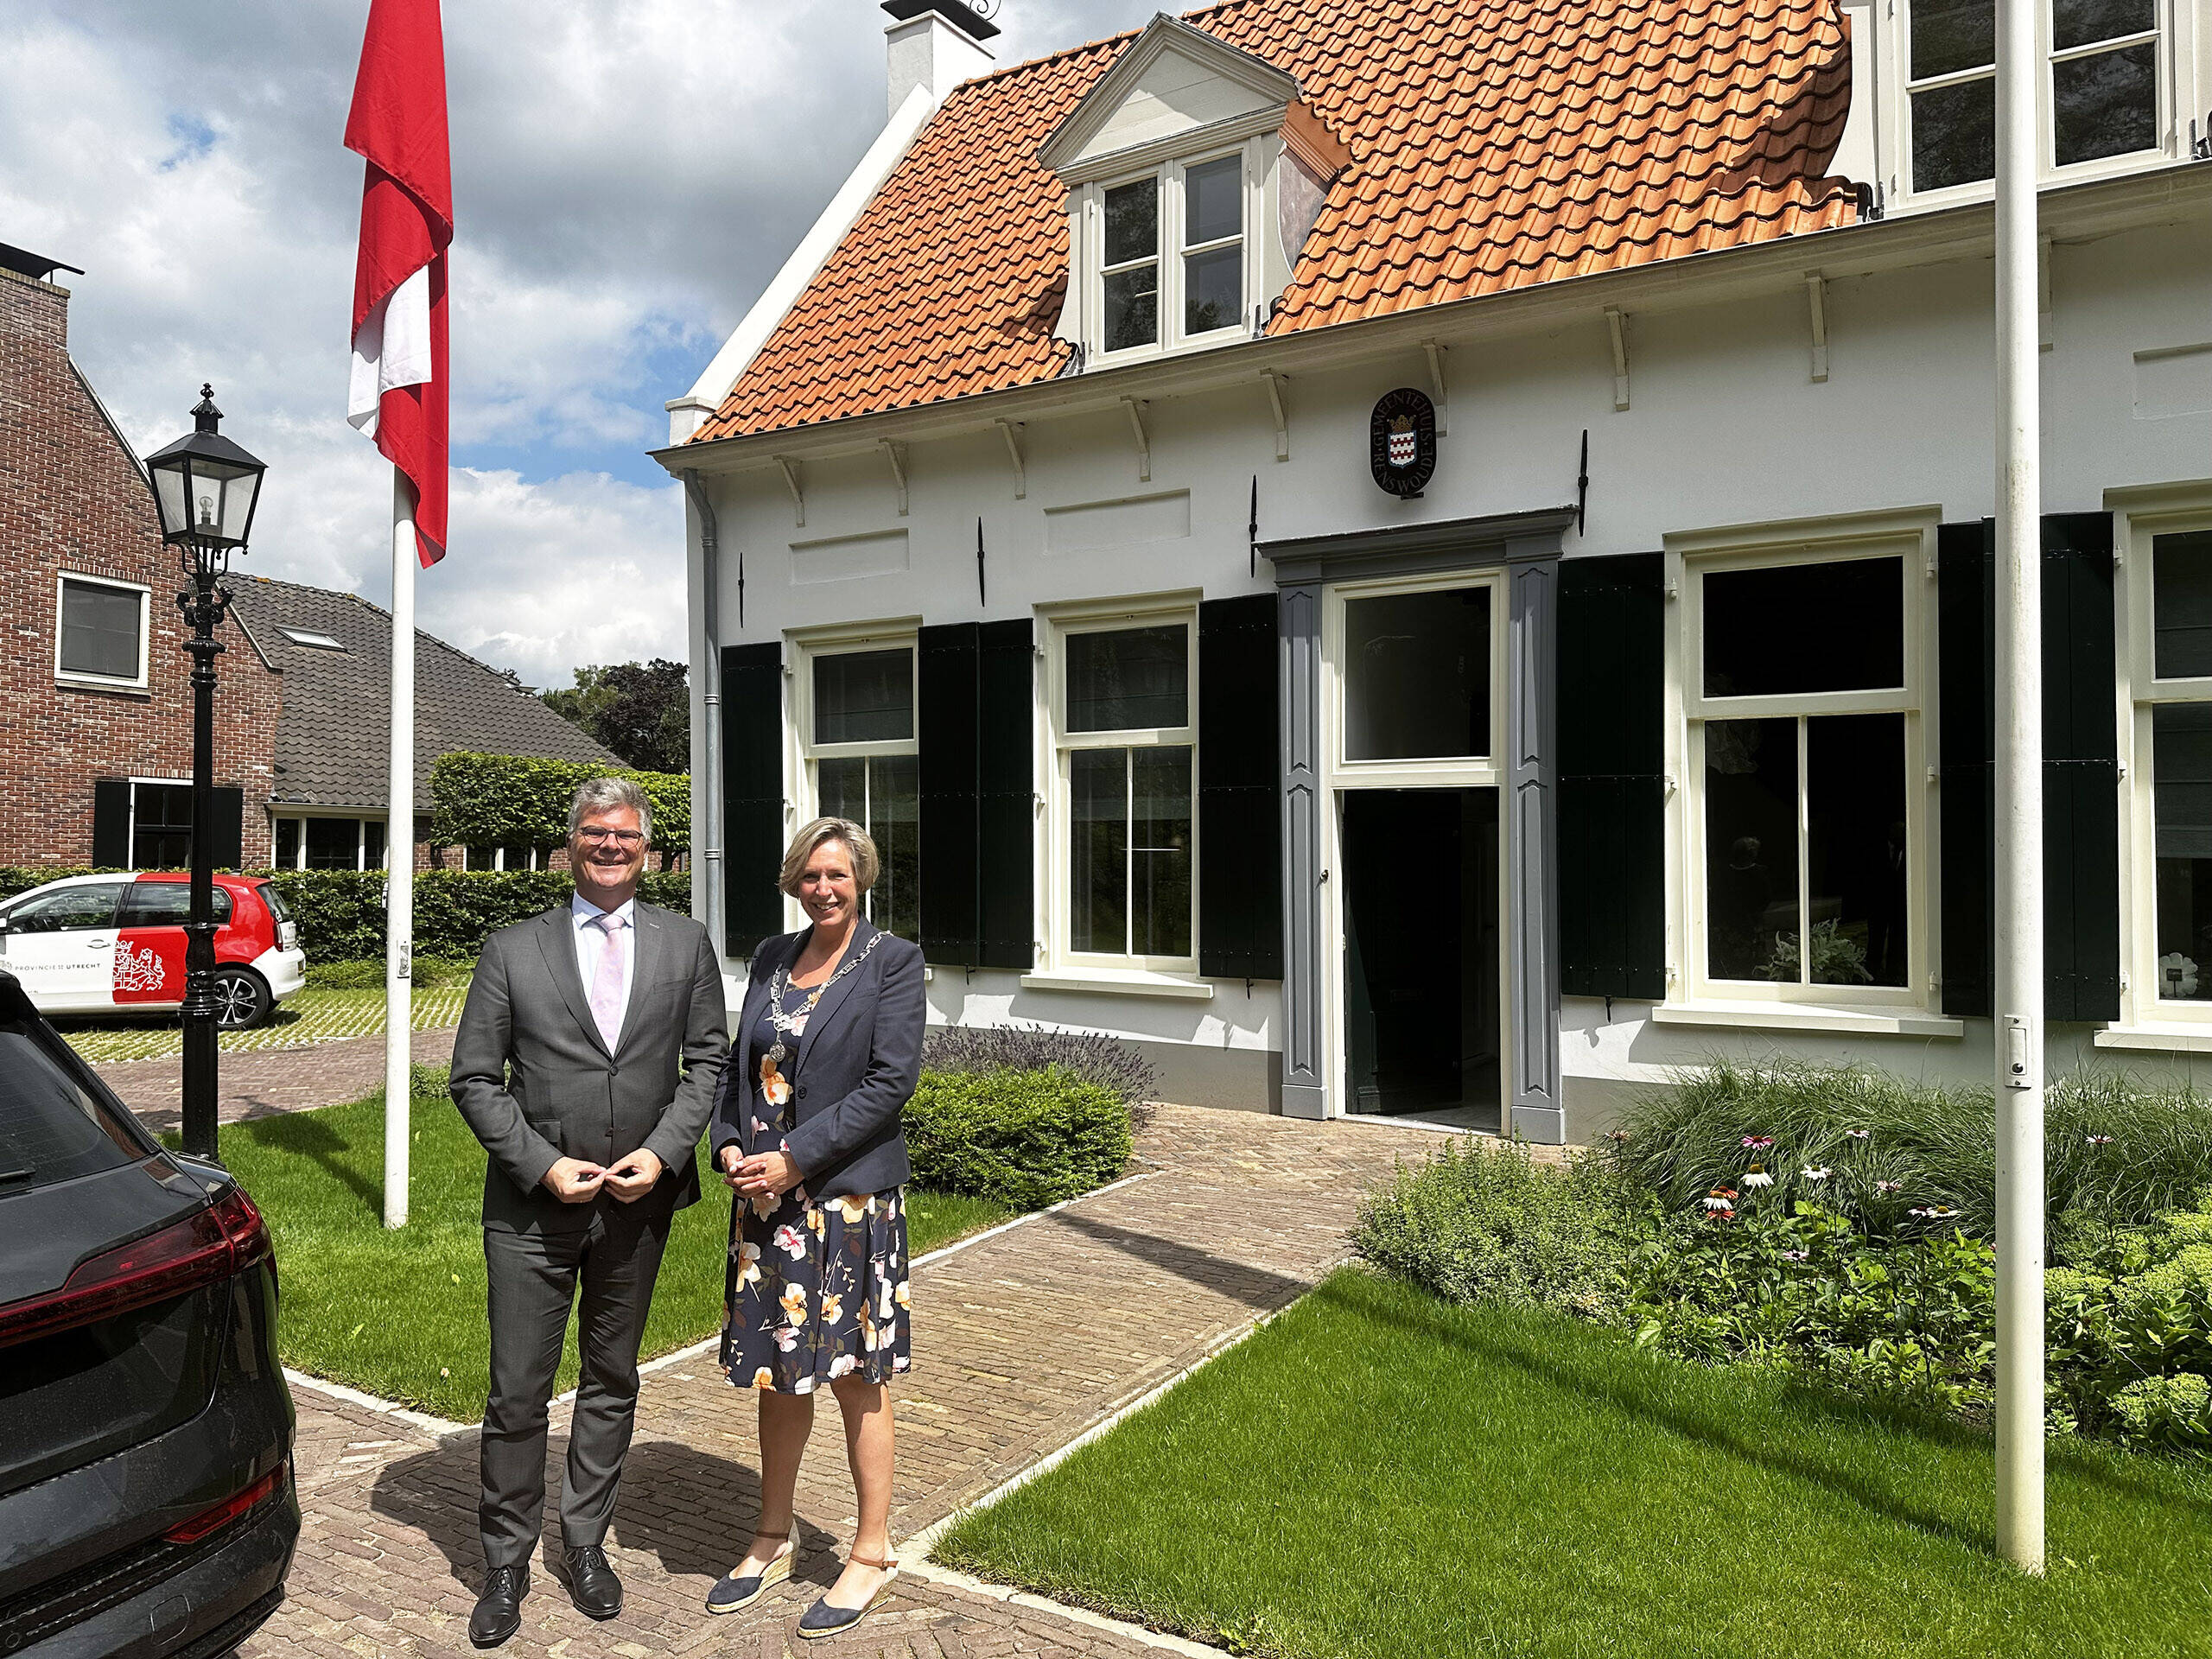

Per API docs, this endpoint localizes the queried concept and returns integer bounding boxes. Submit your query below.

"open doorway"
[1339,787,1501,1129]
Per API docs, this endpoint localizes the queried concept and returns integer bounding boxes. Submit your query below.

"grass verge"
[211,1081,1006,1421]
[61,981,472,1064]
[934,1268,2212,1659]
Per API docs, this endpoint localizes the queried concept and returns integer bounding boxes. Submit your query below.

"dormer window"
[1892,0,2173,202]
[1041,15,1347,368]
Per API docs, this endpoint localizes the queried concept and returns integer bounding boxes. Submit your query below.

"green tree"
[543,658,689,772]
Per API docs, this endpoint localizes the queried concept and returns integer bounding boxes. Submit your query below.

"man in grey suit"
[449,777,728,1648]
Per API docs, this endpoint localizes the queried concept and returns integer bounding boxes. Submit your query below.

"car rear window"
[0,1023,143,1192]
[255,881,291,925]
[119,882,233,927]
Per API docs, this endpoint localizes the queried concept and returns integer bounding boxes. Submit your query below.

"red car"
[0,873,307,1027]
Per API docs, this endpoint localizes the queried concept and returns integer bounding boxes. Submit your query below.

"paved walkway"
[93,1026,459,1135]
[243,1105,1460,1659]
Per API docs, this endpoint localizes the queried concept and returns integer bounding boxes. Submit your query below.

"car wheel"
[212,966,272,1029]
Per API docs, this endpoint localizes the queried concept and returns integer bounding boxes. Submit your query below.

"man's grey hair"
[569,776,652,842]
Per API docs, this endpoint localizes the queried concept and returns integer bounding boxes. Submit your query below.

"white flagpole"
[384,467,416,1230]
[1993,0,2045,1572]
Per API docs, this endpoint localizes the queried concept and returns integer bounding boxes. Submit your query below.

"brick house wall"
[0,265,283,868]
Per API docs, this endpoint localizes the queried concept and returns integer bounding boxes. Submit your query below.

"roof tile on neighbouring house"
[691,0,1858,443]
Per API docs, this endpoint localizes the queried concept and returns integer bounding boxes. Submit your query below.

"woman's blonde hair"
[778,817,880,898]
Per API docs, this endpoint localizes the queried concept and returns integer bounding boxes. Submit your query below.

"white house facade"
[660,0,2212,1141]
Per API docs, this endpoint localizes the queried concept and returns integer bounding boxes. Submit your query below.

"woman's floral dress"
[721,977,912,1393]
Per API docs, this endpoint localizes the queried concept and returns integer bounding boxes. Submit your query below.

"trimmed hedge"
[906,1065,1133,1211]
[249,869,690,963]
[429,752,690,855]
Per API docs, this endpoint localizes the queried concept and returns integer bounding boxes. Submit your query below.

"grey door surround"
[1260,505,1574,1141]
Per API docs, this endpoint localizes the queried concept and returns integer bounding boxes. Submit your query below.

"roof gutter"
[682,468,725,958]
[653,159,2212,477]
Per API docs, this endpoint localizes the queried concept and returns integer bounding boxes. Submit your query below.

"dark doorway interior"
[1341,787,1500,1128]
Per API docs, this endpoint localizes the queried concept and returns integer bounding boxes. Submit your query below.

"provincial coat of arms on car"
[114,941,167,993]
[1368,386,1437,498]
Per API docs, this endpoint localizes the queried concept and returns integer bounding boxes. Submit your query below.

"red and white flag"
[346,0,452,566]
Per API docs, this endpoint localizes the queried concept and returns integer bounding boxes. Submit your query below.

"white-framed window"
[1090,147,1251,362]
[1896,0,2175,201]
[1325,570,1505,787]
[272,816,390,872]
[1669,518,1936,1014]
[795,626,919,942]
[463,843,539,872]
[1045,600,1197,970]
[2117,489,2212,1028]
[55,574,150,690]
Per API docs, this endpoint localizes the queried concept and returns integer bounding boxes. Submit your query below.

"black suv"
[0,969,297,1656]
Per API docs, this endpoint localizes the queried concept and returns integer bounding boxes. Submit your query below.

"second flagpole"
[384,467,415,1230]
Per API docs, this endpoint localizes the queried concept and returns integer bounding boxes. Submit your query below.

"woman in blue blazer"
[703,817,925,1641]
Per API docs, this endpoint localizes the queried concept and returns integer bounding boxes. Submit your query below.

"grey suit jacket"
[709,918,924,1200]
[450,899,729,1233]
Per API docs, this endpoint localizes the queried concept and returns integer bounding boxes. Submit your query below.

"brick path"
[245,1105,1459,1658]
[93,1026,458,1135]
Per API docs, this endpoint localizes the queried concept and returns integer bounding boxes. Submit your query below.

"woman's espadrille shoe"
[793,1553,899,1640]
[704,1531,792,1616]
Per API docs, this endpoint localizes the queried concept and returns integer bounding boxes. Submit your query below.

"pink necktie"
[588,913,626,1050]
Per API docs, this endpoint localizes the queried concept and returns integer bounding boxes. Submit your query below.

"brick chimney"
[881,0,996,119]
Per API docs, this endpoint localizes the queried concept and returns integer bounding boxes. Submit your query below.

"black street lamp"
[143,385,264,1160]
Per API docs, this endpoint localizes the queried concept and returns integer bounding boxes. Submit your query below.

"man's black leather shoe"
[564,1544,624,1620]
[469,1564,529,1649]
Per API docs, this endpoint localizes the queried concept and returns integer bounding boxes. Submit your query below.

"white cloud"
[0,0,1157,680]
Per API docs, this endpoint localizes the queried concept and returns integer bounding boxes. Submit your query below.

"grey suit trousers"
[480,1200,670,1569]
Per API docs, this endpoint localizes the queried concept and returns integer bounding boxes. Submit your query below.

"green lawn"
[210,1082,1006,1421]
[62,981,472,1063]
[935,1268,2212,1659]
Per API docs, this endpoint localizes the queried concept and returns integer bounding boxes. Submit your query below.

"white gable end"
[1074,43,1281,163]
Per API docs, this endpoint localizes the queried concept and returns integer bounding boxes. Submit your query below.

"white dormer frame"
[1040,13,1348,369]
[1872,0,2202,213]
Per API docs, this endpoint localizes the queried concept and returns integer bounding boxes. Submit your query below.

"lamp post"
[143,386,265,1160]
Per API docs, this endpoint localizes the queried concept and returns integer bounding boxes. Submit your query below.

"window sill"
[1652,1001,1964,1039]
[2092,1024,2212,1054]
[55,677,150,699]
[1019,968,1215,1001]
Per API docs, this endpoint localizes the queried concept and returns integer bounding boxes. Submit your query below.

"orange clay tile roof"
[691,0,1859,443]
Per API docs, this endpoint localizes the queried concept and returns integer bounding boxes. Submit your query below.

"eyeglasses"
[574,828,645,848]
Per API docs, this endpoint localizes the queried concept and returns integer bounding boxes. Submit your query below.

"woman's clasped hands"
[720,1143,804,1198]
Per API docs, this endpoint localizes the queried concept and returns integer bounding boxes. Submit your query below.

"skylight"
[278,626,347,651]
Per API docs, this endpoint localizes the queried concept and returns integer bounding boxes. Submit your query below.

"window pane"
[1184,245,1242,335]
[1066,624,1187,732]
[364,819,388,870]
[1911,0,1993,78]
[817,754,867,823]
[1103,264,1159,351]
[1344,588,1491,761]
[1104,179,1157,266]
[2053,0,2153,51]
[59,581,140,679]
[7,882,125,932]
[1705,718,1801,982]
[1131,747,1192,958]
[467,846,498,871]
[1702,558,1904,697]
[813,648,912,746]
[120,882,195,926]
[306,818,359,871]
[1807,714,1909,987]
[1070,747,1128,954]
[1185,155,1242,245]
[275,818,301,868]
[133,784,192,871]
[1912,78,1996,190]
[2154,533,2212,679]
[869,754,920,942]
[2154,702,2212,1000]
[2053,41,2158,165]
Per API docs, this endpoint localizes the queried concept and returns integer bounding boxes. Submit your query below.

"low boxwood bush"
[906,1064,1132,1211]
[921,1022,1160,1122]
[1353,1141,1630,1319]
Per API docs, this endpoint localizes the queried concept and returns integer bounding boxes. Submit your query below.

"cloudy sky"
[1,0,1144,690]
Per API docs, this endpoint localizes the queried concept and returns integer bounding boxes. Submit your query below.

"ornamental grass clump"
[905,1064,1133,1211]
[1351,1141,1632,1319]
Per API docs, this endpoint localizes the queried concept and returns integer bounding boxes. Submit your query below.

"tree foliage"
[428,753,690,855]
[542,658,690,773]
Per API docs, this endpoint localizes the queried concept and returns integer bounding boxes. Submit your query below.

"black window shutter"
[1198,593,1283,980]
[1936,522,1994,1018]
[977,619,1035,970]
[2043,512,2120,1022]
[918,623,982,965]
[1936,516,2120,1023]
[208,785,244,871]
[721,641,785,955]
[1557,553,1665,1000]
[92,779,130,868]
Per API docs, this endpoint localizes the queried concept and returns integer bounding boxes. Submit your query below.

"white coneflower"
[1801,1166,1832,1182]
[1910,1205,1957,1219]
[1742,1164,1775,1189]
[1846,1128,1872,1141]
[1701,1187,1738,1213]
[2087,1134,2113,1146]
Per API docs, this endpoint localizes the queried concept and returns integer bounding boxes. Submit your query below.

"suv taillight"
[163,1458,289,1545]
[0,1185,273,1349]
